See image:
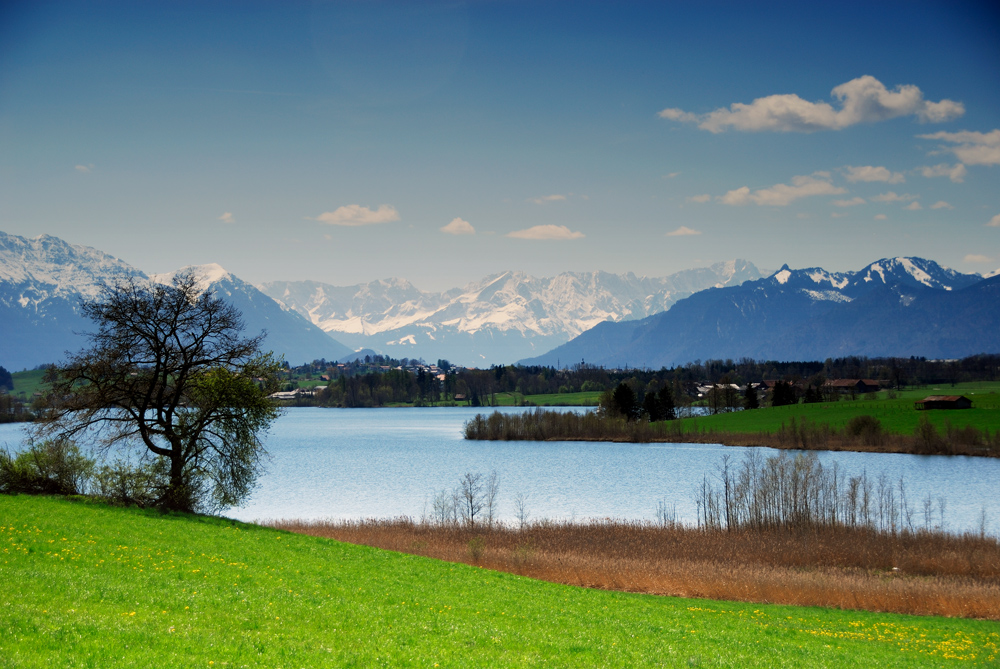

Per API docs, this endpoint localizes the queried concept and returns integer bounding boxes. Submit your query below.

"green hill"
[1,496,996,667]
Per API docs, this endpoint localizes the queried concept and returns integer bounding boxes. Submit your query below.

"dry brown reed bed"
[269,518,1000,620]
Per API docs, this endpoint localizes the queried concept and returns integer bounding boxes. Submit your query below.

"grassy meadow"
[3,495,998,667]
[9,370,49,399]
[676,382,1000,437]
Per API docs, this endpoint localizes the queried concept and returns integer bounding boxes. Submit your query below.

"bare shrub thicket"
[464,409,1000,457]
[429,470,500,528]
[695,451,940,533]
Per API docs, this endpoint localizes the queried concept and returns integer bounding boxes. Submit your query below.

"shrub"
[0,439,94,495]
[845,415,883,447]
[914,415,947,454]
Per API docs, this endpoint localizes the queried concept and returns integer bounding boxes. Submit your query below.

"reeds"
[464,409,1000,457]
[270,516,1000,620]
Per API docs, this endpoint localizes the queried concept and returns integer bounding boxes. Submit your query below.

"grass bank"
[3,495,998,667]
[679,382,1000,437]
[466,384,1000,457]
[277,518,1000,621]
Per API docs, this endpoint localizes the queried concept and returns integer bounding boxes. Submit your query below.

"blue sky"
[2,1,998,290]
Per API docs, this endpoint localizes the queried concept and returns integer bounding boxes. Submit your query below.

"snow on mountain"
[0,231,145,369]
[524,256,992,369]
[759,257,979,307]
[0,233,351,369]
[150,264,352,365]
[849,257,977,292]
[261,260,766,365]
[0,232,143,301]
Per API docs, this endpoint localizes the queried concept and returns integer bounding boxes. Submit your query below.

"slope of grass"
[677,384,1000,437]
[10,370,50,399]
[2,496,998,667]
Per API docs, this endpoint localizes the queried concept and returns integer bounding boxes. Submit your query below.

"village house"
[823,379,881,394]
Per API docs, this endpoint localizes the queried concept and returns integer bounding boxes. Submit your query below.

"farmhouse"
[914,395,973,410]
[824,379,881,394]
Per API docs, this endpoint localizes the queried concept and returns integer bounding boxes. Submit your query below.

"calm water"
[2,407,998,533]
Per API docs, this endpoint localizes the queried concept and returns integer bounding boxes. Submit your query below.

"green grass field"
[9,370,50,399]
[2,496,997,667]
[494,391,603,406]
[677,382,1000,437]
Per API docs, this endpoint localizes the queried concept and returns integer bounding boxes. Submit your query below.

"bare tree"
[457,472,484,527]
[484,470,500,528]
[35,272,281,512]
[514,491,530,530]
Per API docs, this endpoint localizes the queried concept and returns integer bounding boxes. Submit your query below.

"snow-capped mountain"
[523,257,996,368]
[0,232,144,370]
[261,260,766,365]
[150,264,353,365]
[0,231,351,370]
[768,257,981,300]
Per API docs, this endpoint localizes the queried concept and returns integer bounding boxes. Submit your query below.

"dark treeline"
[280,353,1000,409]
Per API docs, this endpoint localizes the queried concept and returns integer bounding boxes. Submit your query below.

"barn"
[914,395,973,410]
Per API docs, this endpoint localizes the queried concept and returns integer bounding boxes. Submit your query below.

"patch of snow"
[150,263,232,293]
[868,263,886,283]
[774,269,791,284]
[897,257,935,287]
[802,289,852,303]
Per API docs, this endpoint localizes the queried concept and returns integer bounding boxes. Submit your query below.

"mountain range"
[3,229,997,371]
[521,257,1000,368]
[0,232,351,369]
[260,261,766,365]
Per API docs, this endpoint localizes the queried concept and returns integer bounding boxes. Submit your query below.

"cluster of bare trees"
[696,451,953,534]
[429,471,502,528]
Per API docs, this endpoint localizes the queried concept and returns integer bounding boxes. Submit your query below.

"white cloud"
[440,217,475,235]
[719,174,845,206]
[987,214,1000,228]
[665,172,681,179]
[666,226,701,236]
[874,214,888,220]
[314,204,400,226]
[74,164,94,173]
[920,163,967,183]
[843,165,905,184]
[719,186,752,205]
[528,194,568,204]
[687,194,711,203]
[659,76,963,133]
[871,191,918,203]
[507,224,584,240]
[964,254,993,263]
[832,197,866,207]
[218,212,235,224]
[930,201,953,209]
[918,129,1000,165]
[658,108,699,123]
[903,201,922,211]
[831,212,849,218]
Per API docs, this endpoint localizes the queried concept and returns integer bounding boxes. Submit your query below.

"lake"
[2,407,997,533]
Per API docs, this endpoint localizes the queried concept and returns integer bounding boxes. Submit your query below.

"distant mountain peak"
[150,263,234,292]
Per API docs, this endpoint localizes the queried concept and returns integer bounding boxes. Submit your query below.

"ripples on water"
[2,407,997,533]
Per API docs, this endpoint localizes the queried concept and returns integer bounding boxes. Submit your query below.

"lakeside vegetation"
[465,382,1000,457]
[3,495,998,667]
